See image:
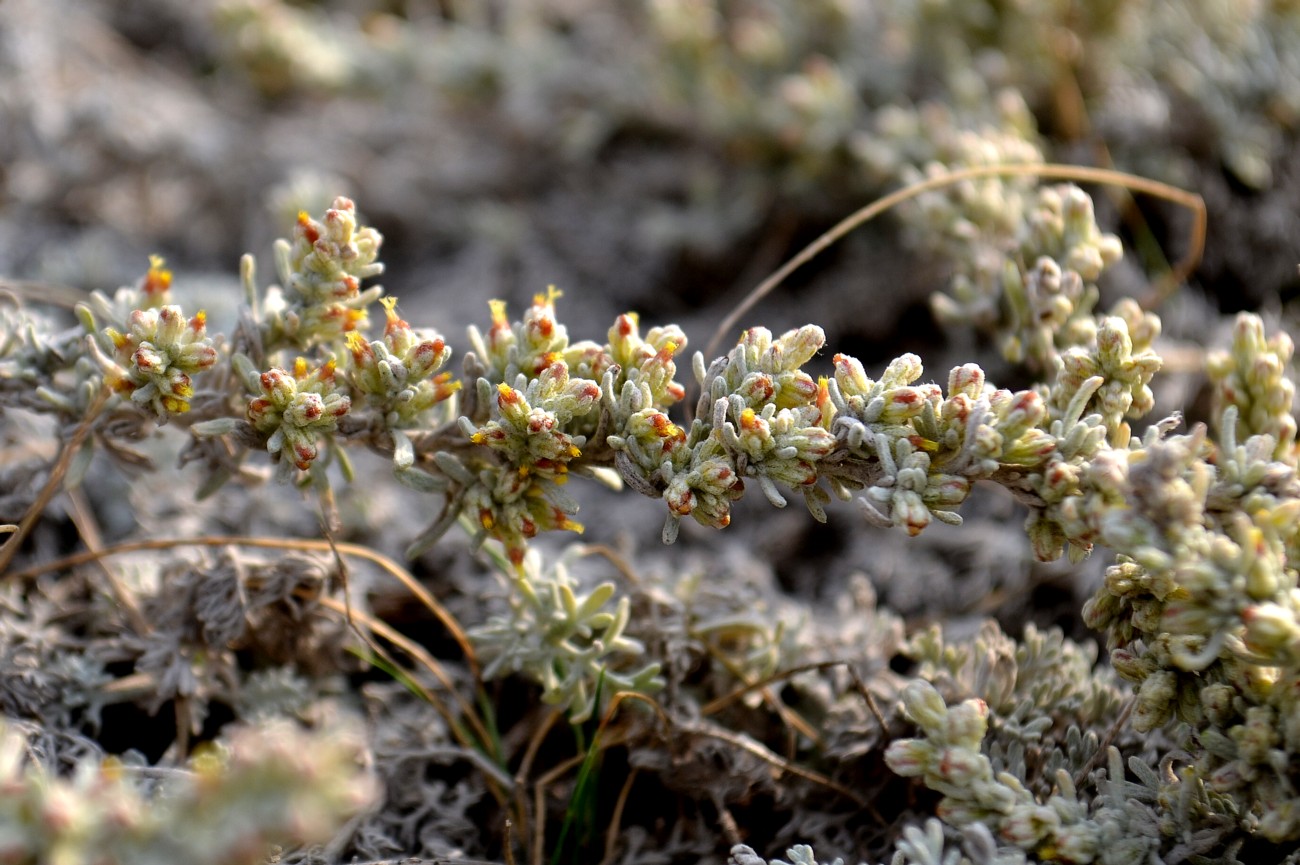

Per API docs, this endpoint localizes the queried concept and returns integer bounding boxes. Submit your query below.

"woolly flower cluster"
[75,256,217,418]
[346,296,458,429]
[260,196,384,349]
[931,183,1126,373]
[244,357,351,475]
[91,304,218,417]
[614,323,835,543]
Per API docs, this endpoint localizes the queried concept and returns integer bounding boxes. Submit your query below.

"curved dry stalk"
[572,543,641,587]
[66,486,150,636]
[705,163,1207,360]
[513,707,563,863]
[529,733,635,865]
[701,659,858,716]
[0,386,109,576]
[1073,696,1137,789]
[528,691,668,865]
[5,533,481,680]
[678,716,868,809]
[316,595,489,747]
[0,278,90,310]
[531,749,590,865]
[600,767,641,865]
[705,643,822,747]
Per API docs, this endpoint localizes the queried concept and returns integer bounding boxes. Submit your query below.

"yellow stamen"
[534,284,563,307]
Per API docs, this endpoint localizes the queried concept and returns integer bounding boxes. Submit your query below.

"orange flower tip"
[568,445,581,458]
[189,311,207,330]
[381,298,409,333]
[470,431,488,445]
[297,211,321,244]
[479,509,495,530]
[488,299,509,328]
[718,514,731,527]
[908,435,939,453]
[508,547,526,567]
[496,383,521,405]
[521,518,537,538]
[293,357,309,378]
[321,359,337,379]
[107,329,129,351]
[415,338,446,360]
[740,408,759,429]
[561,518,584,534]
[616,314,636,338]
[143,255,173,295]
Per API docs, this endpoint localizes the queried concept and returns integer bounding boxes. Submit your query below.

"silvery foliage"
[470,547,663,722]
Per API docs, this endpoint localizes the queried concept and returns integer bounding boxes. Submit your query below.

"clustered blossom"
[930,183,1126,372]
[346,296,459,428]
[261,196,384,349]
[445,293,698,564]
[1053,308,1161,443]
[466,286,573,382]
[885,680,1107,863]
[613,324,834,542]
[823,354,1054,538]
[90,304,218,417]
[1207,313,1298,462]
[601,312,688,410]
[458,365,601,563]
[246,357,350,474]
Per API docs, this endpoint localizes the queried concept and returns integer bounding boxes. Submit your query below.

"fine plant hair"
[3,149,1300,865]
